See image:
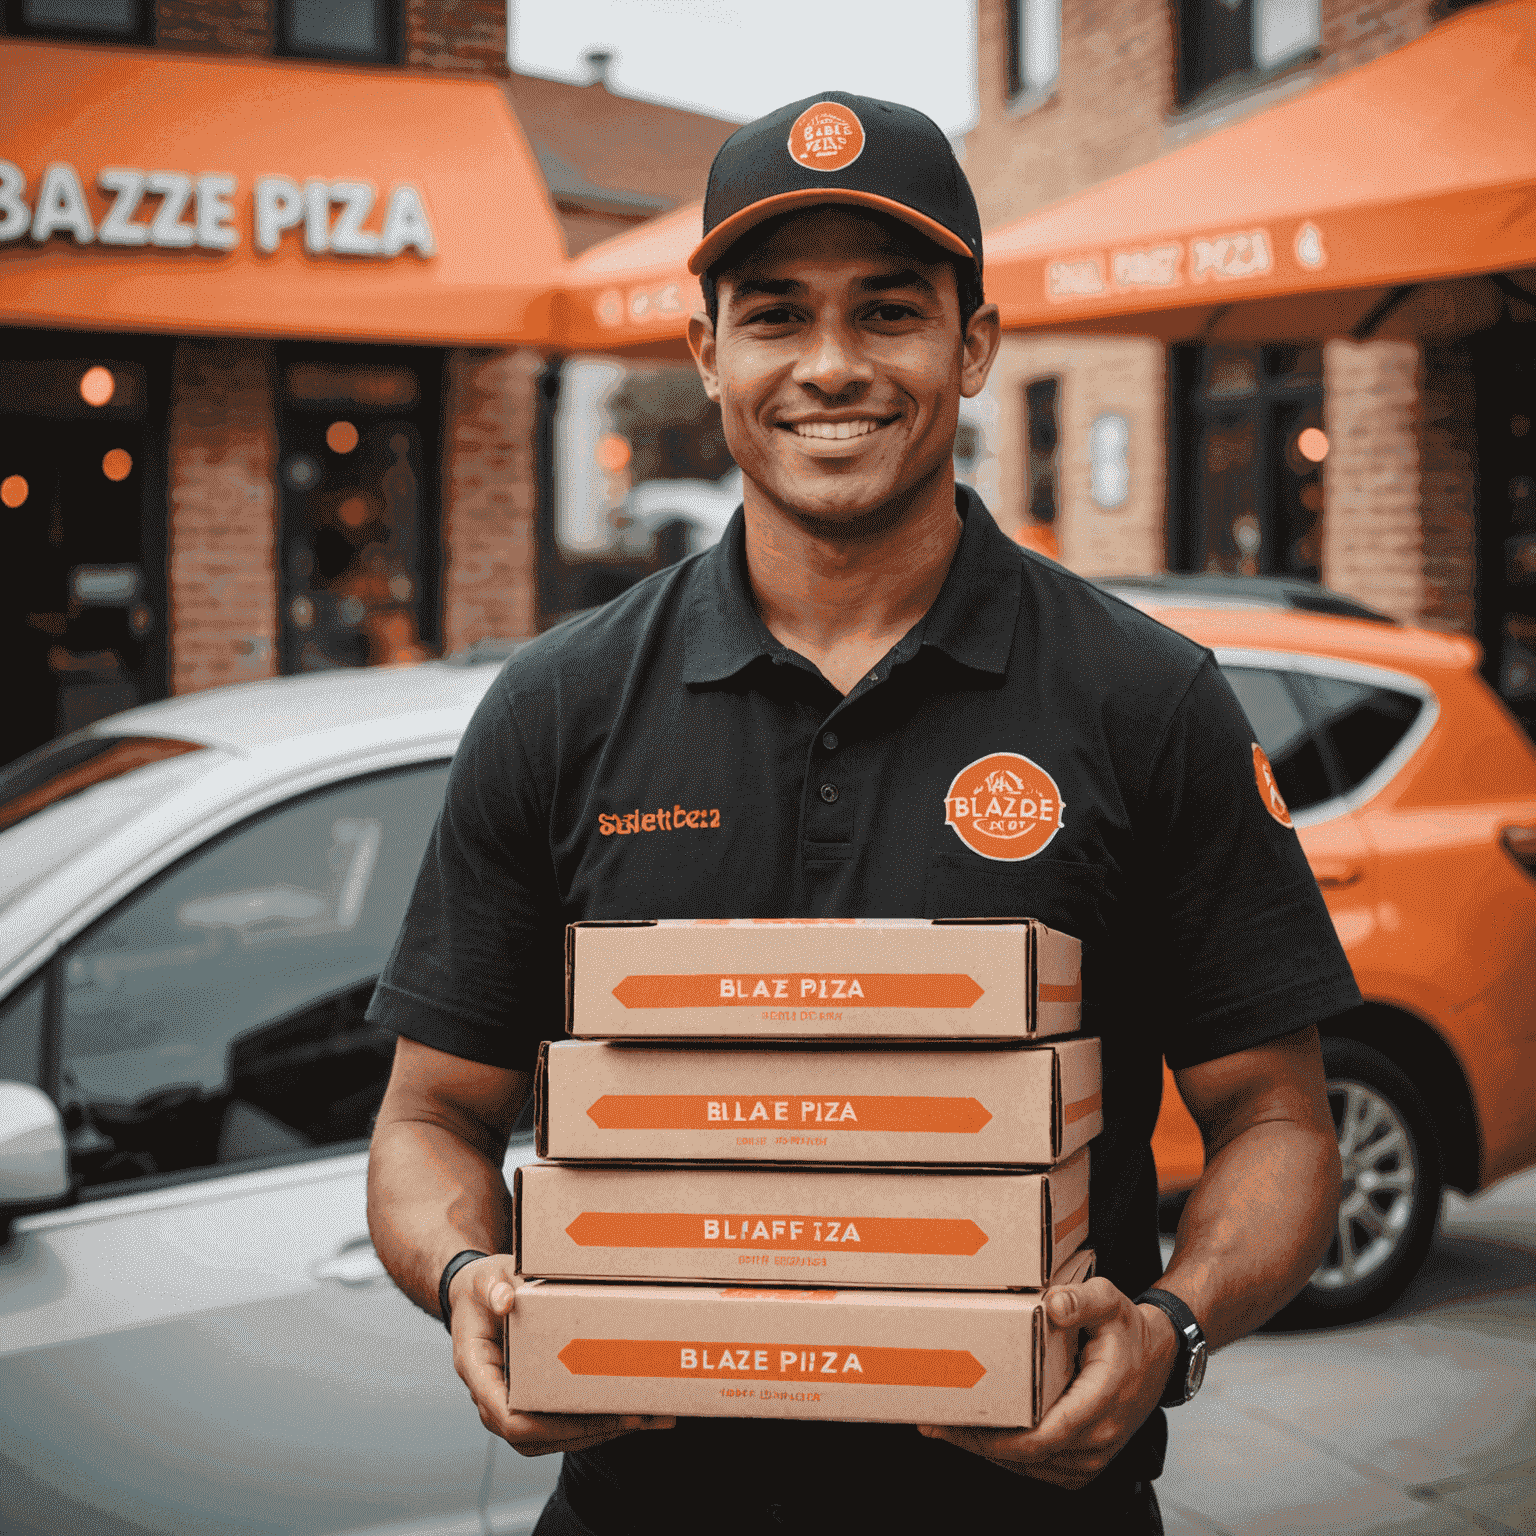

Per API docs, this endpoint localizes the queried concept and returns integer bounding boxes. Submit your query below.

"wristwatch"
[1134,1287,1208,1407]
[438,1248,489,1334]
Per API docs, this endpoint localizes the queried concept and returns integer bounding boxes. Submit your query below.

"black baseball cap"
[687,90,983,281]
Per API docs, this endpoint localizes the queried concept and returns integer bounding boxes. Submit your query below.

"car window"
[0,972,46,1087]
[56,762,449,1193]
[1221,666,1335,815]
[0,737,227,918]
[1303,676,1423,793]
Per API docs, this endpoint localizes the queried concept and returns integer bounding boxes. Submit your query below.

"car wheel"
[1268,1037,1443,1329]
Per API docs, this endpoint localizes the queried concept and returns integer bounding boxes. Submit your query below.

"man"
[367,91,1355,1535]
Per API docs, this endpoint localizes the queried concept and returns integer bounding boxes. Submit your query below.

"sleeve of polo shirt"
[1144,654,1362,1070]
[366,672,562,1072]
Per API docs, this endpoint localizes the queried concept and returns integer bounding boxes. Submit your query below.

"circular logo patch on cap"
[788,102,866,173]
[1253,742,1294,827]
[943,752,1065,862]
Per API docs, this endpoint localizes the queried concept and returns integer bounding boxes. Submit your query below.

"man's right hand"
[449,1253,677,1456]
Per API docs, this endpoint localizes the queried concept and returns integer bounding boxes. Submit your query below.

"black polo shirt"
[370,487,1359,1533]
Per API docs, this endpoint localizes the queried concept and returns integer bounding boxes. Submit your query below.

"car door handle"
[314,1240,388,1286]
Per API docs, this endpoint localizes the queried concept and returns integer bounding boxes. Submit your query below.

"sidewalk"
[1158,1169,1536,1535]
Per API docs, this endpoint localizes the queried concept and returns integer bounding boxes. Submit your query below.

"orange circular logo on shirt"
[788,103,866,173]
[1253,742,1294,827]
[943,752,1065,862]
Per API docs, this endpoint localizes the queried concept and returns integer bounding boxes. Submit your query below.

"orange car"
[1119,587,1536,1324]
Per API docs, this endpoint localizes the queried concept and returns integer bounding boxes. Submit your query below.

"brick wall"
[966,0,1173,227]
[984,333,1168,576]
[151,0,509,69]
[1319,0,1437,77]
[167,340,280,694]
[440,348,541,650]
[1321,339,1423,623]
[964,0,1479,610]
[404,0,507,74]
[155,0,272,53]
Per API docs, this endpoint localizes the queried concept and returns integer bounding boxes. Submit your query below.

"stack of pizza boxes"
[505,918,1101,1428]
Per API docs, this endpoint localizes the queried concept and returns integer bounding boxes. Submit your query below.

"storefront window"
[278,0,395,62]
[9,0,149,41]
[1006,0,1061,99]
[1,338,169,768]
[1024,378,1060,525]
[1178,0,1319,103]
[276,348,440,674]
[1171,344,1324,581]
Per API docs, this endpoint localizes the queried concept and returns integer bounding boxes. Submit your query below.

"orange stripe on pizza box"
[611,973,985,1009]
[556,1338,987,1388]
[563,1212,992,1256]
[1063,1091,1102,1126]
[1037,981,1082,1002]
[584,1094,995,1133]
[1052,1197,1089,1245]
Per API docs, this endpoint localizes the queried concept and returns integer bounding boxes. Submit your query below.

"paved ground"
[1157,1169,1536,1535]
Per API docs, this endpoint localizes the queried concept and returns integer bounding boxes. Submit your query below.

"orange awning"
[985,0,1536,339]
[554,199,703,358]
[0,40,566,346]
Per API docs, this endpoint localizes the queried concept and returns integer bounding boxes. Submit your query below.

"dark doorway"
[1171,344,1326,580]
[1470,317,1536,737]
[274,345,442,674]
[0,333,170,767]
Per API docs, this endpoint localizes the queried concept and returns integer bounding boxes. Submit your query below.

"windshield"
[0,734,224,915]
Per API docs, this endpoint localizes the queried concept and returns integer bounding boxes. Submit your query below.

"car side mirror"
[0,1082,72,1237]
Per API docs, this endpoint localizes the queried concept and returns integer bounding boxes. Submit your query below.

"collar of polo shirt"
[679,485,1022,689]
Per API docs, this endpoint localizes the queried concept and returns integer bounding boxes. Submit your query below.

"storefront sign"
[1046,225,1290,303]
[0,161,435,259]
[1111,244,1181,291]
[594,282,689,329]
[1189,229,1272,283]
[1046,257,1107,300]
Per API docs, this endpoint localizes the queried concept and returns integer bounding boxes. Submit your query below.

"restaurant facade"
[961,0,1536,729]
[1,0,563,765]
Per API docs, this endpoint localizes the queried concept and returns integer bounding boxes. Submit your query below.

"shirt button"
[819,783,838,803]
[822,731,839,751]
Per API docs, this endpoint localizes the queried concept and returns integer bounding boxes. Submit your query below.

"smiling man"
[366,92,1356,1536]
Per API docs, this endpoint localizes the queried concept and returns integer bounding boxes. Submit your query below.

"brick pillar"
[1322,338,1477,632]
[1321,339,1423,624]
[441,348,541,651]
[154,0,274,54]
[167,340,279,694]
[985,333,1167,576]
[405,0,508,74]
[1418,343,1478,635]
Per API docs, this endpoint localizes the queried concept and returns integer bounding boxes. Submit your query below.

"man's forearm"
[367,1074,531,1317]
[1158,1115,1341,1349]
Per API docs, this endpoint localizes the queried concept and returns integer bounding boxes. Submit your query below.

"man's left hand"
[917,1277,1179,1491]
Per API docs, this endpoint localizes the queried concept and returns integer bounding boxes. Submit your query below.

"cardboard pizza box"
[504,1248,1096,1428]
[566,918,1082,1041]
[514,1149,1090,1290]
[535,1036,1102,1166]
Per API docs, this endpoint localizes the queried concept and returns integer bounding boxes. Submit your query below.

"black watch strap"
[1135,1286,1208,1407]
[438,1249,490,1334]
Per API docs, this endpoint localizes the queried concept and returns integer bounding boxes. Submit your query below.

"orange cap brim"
[687,188,976,276]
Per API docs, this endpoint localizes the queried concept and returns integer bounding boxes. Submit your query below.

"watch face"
[1185,1339,1208,1400]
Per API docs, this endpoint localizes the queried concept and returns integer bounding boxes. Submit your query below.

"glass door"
[275,346,442,674]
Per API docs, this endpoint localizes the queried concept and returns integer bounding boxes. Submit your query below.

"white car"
[0,658,556,1536]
